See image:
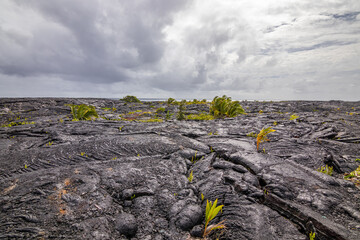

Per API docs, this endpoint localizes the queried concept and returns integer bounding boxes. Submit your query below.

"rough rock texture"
[0,98,359,239]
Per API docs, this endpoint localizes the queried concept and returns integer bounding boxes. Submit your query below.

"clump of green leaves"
[290,114,299,120]
[176,100,186,121]
[209,95,245,119]
[203,199,226,238]
[66,104,98,121]
[344,165,360,187]
[256,127,276,151]
[120,95,141,103]
[317,165,333,176]
[309,232,316,240]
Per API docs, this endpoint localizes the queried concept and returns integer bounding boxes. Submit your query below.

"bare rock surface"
[0,98,359,239]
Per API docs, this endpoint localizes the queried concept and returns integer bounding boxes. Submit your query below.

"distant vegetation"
[120,95,141,103]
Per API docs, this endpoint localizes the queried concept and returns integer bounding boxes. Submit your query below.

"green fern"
[66,104,98,121]
[210,95,244,119]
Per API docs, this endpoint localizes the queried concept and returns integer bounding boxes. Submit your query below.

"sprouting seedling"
[191,151,197,163]
[131,194,136,200]
[256,127,276,151]
[188,170,194,183]
[317,165,333,176]
[24,164,28,169]
[203,199,226,238]
[201,193,205,201]
[81,152,85,156]
[119,126,124,131]
[309,232,316,240]
[46,141,53,147]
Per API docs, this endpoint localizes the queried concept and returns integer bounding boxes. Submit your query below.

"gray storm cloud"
[0,0,359,100]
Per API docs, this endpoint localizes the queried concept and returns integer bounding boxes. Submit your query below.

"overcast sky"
[0,0,359,100]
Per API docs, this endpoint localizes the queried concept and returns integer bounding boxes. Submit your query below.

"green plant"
[355,158,360,162]
[165,111,173,120]
[131,194,136,200]
[290,114,299,120]
[309,232,316,240]
[317,165,333,176]
[247,132,257,138]
[188,170,194,182]
[1,121,35,128]
[66,104,98,121]
[344,165,360,186]
[209,95,245,119]
[119,126,124,131]
[167,98,176,105]
[203,199,226,238]
[201,193,205,201]
[46,141,53,147]
[120,95,141,103]
[156,107,166,113]
[256,127,276,151]
[176,100,186,121]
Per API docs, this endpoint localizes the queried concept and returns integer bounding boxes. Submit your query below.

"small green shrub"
[165,111,173,120]
[66,104,98,121]
[209,95,245,118]
[317,165,333,176]
[176,100,186,121]
[167,98,176,105]
[120,95,141,103]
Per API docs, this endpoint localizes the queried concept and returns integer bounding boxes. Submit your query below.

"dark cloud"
[1,0,189,83]
[328,11,360,21]
[0,0,359,100]
[287,40,356,53]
